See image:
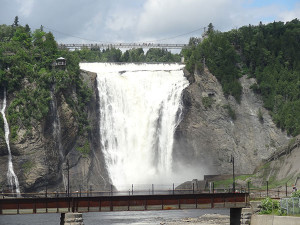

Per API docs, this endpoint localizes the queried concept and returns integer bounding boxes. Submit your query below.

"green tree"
[12,16,19,27]
[207,23,214,35]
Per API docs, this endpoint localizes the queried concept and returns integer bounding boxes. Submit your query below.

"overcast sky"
[0,0,299,44]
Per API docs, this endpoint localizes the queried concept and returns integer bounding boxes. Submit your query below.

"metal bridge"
[0,192,248,225]
[0,192,248,214]
[58,43,188,50]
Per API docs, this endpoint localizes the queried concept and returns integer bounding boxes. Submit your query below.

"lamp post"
[67,159,70,197]
[230,155,235,193]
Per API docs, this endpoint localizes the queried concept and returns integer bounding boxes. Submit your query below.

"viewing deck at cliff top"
[58,43,188,50]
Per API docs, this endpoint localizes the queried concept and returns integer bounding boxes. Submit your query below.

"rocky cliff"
[173,67,289,176]
[251,135,300,187]
[0,65,292,193]
[0,71,110,193]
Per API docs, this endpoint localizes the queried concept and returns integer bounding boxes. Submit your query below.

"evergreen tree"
[13,16,19,27]
[207,23,214,35]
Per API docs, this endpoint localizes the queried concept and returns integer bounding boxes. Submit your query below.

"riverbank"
[0,209,230,225]
[163,213,229,225]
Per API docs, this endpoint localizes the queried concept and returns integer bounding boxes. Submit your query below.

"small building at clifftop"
[54,57,66,70]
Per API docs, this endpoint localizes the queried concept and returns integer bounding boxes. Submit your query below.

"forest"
[183,19,300,136]
[73,47,181,63]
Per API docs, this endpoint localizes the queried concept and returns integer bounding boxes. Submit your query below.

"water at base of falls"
[80,63,189,189]
[1,88,21,196]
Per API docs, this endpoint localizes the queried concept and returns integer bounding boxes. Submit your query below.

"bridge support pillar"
[60,212,84,225]
[230,208,241,225]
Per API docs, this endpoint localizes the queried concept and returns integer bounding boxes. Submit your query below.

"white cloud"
[278,3,300,22]
[133,0,300,43]
[80,12,104,42]
[136,0,242,38]
[17,0,35,17]
[105,8,138,32]
[2,0,299,44]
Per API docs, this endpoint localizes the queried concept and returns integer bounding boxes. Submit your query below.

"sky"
[0,0,299,44]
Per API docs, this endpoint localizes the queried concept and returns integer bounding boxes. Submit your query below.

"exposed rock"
[173,67,289,176]
[176,179,207,191]
[0,137,8,156]
[183,68,195,84]
[252,135,300,186]
[164,214,230,225]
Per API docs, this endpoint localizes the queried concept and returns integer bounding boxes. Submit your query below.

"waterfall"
[1,88,21,196]
[80,63,189,188]
[50,87,67,190]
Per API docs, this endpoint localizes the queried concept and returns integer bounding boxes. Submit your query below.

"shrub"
[260,197,280,215]
[76,140,90,158]
[202,97,215,108]
[250,83,261,94]
[258,108,264,123]
[22,160,34,174]
[223,104,236,120]
[291,190,300,198]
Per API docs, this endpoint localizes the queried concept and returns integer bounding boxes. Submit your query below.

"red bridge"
[0,192,248,214]
[0,192,248,224]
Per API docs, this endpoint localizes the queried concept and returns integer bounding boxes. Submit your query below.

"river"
[0,209,229,225]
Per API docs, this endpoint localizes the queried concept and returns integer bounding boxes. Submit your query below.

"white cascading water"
[50,87,67,190]
[1,88,21,196]
[80,63,189,189]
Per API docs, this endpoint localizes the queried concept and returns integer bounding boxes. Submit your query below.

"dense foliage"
[260,197,282,215]
[291,190,300,198]
[231,19,300,136]
[182,25,242,102]
[183,19,300,136]
[0,20,91,140]
[72,47,181,63]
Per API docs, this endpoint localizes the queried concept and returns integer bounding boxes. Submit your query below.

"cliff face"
[251,135,300,186]
[173,68,289,176]
[0,65,292,192]
[0,71,110,193]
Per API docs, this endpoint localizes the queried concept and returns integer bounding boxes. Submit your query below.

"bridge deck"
[0,193,249,215]
[58,43,188,50]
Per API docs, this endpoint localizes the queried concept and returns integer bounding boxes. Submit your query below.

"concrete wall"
[251,214,300,225]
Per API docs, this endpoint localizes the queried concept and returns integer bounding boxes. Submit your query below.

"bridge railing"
[57,43,188,50]
[0,183,248,199]
[280,197,300,215]
[2,181,294,200]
